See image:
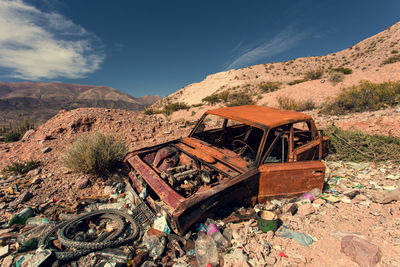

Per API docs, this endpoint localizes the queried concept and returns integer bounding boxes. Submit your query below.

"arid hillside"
[0,82,161,125]
[151,21,400,120]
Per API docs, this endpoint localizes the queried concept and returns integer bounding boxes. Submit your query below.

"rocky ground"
[0,107,399,266]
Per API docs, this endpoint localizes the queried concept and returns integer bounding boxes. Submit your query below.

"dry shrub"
[329,71,345,84]
[202,90,255,106]
[258,82,281,93]
[276,96,316,111]
[325,124,400,162]
[64,132,127,174]
[321,81,400,115]
[304,69,323,80]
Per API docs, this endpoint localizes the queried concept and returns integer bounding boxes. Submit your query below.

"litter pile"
[0,159,398,266]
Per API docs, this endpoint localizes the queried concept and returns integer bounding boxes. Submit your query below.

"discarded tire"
[39,209,139,261]
[58,209,138,250]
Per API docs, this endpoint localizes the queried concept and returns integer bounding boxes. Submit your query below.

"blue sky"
[0,0,399,97]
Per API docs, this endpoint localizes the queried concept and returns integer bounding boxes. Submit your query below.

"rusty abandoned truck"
[124,105,329,234]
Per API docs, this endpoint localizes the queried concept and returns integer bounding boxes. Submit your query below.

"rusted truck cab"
[125,106,328,234]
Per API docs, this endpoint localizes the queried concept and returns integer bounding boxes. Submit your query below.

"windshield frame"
[189,113,267,165]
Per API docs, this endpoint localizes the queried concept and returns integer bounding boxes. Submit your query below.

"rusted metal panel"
[206,105,313,130]
[258,161,325,202]
[126,155,184,210]
[174,143,216,164]
[181,137,249,172]
[171,168,260,234]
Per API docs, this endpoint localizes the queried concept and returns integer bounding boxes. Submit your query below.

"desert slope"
[152,21,400,111]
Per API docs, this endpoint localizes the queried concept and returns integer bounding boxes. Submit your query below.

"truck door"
[257,125,325,203]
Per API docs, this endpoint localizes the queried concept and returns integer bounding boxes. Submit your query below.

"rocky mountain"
[151,21,400,115]
[0,82,161,125]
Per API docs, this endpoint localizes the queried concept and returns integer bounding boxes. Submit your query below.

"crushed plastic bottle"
[195,232,219,267]
[301,188,322,202]
[206,219,230,247]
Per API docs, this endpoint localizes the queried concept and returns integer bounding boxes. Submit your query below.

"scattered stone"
[42,147,52,153]
[0,245,9,258]
[386,174,400,180]
[62,168,72,174]
[31,176,43,185]
[341,236,381,267]
[1,255,13,266]
[17,191,33,203]
[20,129,35,141]
[297,203,315,217]
[76,177,91,189]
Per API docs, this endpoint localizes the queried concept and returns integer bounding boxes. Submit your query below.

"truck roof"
[206,105,312,130]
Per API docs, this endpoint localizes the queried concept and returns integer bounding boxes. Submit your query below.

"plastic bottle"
[206,219,230,247]
[195,232,219,267]
[301,188,322,202]
[8,207,34,227]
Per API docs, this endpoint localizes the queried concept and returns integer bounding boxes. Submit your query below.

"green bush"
[329,72,345,84]
[321,81,400,115]
[325,124,400,162]
[64,132,127,174]
[276,96,315,111]
[304,69,323,80]
[2,160,40,175]
[333,67,353,75]
[382,54,400,65]
[258,82,281,93]
[4,132,21,143]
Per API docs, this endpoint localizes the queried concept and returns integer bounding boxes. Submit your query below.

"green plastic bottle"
[8,207,34,227]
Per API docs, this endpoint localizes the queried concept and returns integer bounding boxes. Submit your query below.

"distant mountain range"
[0,82,160,125]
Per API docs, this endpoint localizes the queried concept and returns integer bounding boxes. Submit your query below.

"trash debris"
[277,226,313,246]
[195,232,219,267]
[256,210,278,232]
[153,215,171,235]
[14,248,52,267]
[206,219,230,247]
[142,234,166,260]
[8,207,34,227]
[341,235,382,267]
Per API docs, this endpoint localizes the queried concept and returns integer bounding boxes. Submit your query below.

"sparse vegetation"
[2,160,40,175]
[276,96,316,111]
[2,117,35,143]
[391,50,399,54]
[333,67,353,75]
[64,132,127,174]
[143,108,156,115]
[191,103,203,107]
[382,54,400,65]
[288,79,307,86]
[202,90,255,106]
[226,93,255,106]
[304,69,324,80]
[160,102,190,115]
[258,82,282,93]
[325,124,400,162]
[329,72,345,84]
[321,81,400,115]
[4,132,22,143]
[144,102,190,116]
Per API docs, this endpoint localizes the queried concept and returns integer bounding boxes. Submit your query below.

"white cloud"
[0,0,104,80]
[226,26,309,69]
